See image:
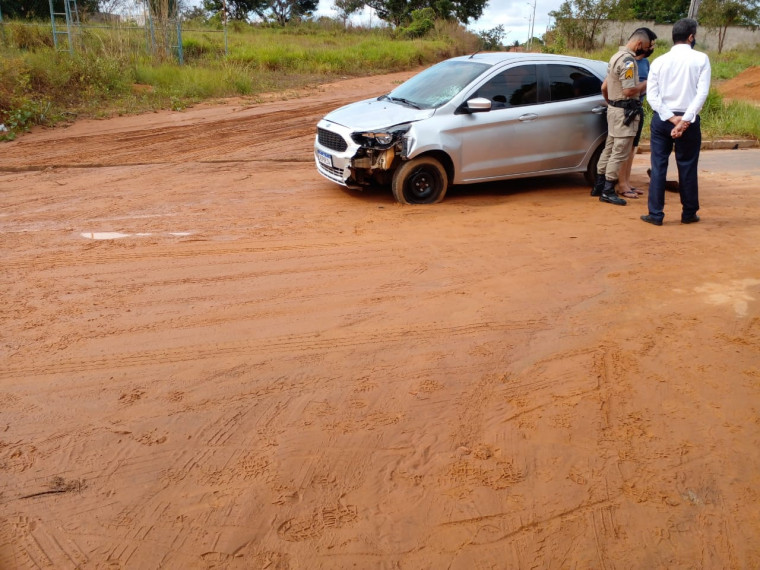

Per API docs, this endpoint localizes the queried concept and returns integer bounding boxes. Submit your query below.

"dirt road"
[1,71,759,569]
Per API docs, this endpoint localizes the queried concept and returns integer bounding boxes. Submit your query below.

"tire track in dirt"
[0,103,337,170]
[3,64,760,567]
[0,319,547,380]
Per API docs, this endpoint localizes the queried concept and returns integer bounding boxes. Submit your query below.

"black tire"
[584,143,604,186]
[392,156,448,205]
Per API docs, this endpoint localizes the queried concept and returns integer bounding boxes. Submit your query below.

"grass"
[0,20,477,139]
[0,19,757,141]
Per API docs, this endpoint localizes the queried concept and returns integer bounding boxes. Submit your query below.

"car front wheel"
[392,157,448,205]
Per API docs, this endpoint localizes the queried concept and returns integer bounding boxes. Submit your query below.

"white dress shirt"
[647,44,711,123]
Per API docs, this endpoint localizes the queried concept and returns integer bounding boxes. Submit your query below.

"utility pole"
[223,0,228,55]
[527,0,536,51]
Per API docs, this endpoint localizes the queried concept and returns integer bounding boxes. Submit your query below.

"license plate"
[316,149,332,167]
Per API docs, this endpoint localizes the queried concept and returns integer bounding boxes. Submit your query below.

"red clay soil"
[1,70,760,569]
[717,65,760,102]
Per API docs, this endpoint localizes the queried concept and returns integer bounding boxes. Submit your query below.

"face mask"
[689,36,696,48]
[643,47,655,58]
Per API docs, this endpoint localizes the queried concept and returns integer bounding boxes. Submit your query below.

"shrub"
[182,37,217,60]
[398,9,436,39]
[8,22,54,50]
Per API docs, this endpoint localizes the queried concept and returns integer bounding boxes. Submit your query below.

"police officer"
[592,28,657,206]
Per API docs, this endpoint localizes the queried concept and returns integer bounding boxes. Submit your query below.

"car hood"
[322,97,435,131]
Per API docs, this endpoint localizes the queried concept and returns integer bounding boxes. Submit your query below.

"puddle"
[81,232,131,240]
[694,278,760,317]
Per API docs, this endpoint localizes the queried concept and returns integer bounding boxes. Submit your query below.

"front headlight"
[357,132,395,145]
[353,124,411,148]
[372,133,395,145]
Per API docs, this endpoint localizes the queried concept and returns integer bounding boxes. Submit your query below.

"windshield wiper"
[379,95,421,109]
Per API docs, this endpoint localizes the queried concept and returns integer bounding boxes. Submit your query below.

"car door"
[443,64,546,181]
[535,63,607,171]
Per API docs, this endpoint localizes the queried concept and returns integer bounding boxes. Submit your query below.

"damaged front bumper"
[314,119,411,189]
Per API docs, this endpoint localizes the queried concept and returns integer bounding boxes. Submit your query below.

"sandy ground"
[1,69,760,569]
[717,65,760,104]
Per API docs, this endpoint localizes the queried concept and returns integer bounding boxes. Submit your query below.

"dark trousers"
[648,112,701,221]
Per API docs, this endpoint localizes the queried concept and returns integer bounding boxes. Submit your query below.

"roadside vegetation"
[1,17,758,142]
[0,18,478,140]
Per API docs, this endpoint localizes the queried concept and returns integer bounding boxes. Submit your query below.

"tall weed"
[6,22,54,50]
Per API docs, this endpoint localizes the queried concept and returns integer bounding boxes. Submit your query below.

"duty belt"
[608,99,643,126]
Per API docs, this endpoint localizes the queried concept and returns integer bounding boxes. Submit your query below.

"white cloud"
[468,0,564,42]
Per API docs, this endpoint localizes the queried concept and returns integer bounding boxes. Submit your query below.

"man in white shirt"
[641,18,711,226]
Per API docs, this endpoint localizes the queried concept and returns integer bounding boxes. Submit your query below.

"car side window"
[474,65,538,109]
[547,64,602,101]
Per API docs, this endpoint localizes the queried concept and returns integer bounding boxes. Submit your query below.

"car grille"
[318,128,348,152]
[317,161,344,180]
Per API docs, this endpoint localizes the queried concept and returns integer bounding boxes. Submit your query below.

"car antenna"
[468,51,481,59]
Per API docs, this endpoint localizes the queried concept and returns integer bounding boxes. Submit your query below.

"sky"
[468,0,564,41]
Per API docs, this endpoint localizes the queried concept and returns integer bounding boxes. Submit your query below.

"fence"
[597,20,760,51]
[0,9,230,64]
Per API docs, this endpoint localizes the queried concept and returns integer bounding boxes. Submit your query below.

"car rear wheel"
[392,157,448,205]
[584,143,604,186]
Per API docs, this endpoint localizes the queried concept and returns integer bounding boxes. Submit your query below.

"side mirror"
[457,97,492,114]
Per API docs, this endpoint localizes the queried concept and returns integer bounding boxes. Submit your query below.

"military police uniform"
[597,47,641,184]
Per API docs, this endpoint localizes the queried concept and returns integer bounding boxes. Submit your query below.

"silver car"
[315,52,609,204]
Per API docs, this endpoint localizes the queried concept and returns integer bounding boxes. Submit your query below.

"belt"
[609,99,642,126]
[608,99,642,109]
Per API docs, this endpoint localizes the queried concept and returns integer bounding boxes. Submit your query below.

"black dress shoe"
[681,215,700,224]
[599,180,626,205]
[640,214,663,226]
[600,194,626,205]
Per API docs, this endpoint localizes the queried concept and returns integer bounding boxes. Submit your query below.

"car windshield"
[385,59,492,109]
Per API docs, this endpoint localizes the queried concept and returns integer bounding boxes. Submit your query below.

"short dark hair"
[673,18,698,44]
[629,27,657,43]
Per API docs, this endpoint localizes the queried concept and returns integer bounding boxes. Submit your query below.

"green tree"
[182,5,209,22]
[477,24,506,50]
[398,6,434,36]
[333,0,365,25]
[365,0,486,26]
[1,0,99,19]
[203,0,315,23]
[148,0,179,20]
[700,0,759,52]
[203,0,266,21]
[267,0,317,24]
[548,0,616,50]
[628,0,689,22]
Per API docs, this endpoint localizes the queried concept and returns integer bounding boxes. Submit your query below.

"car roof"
[447,51,608,78]
[449,51,604,67]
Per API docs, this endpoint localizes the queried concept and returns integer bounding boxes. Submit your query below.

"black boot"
[590,173,605,197]
[599,179,626,205]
